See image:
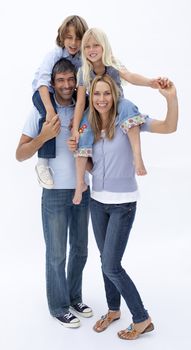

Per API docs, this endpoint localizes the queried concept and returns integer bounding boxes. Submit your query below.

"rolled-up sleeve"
[118,98,147,133]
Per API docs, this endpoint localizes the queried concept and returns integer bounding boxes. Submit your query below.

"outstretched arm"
[119,68,169,88]
[150,82,178,134]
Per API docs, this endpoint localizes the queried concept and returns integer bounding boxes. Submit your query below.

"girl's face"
[92,81,113,116]
[84,36,103,63]
[64,25,81,56]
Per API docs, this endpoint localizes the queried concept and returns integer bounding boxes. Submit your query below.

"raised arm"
[119,67,168,89]
[150,82,178,134]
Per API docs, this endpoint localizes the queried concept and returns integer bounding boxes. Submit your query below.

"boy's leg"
[33,91,56,188]
[32,91,57,159]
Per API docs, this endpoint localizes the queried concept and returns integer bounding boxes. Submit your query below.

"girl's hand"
[159,81,177,98]
[149,77,171,89]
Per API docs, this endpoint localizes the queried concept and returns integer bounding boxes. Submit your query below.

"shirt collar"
[53,94,75,108]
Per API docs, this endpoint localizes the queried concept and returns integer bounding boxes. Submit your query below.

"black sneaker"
[71,302,93,318]
[55,311,80,328]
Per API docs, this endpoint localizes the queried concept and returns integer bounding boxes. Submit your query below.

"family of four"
[16,15,178,340]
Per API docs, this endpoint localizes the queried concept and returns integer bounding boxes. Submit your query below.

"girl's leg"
[73,157,88,205]
[128,126,147,176]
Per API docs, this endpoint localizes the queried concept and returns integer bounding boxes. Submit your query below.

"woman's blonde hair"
[56,15,88,48]
[89,74,120,142]
[81,28,121,90]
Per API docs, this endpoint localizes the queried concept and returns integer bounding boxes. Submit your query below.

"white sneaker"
[35,165,54,189]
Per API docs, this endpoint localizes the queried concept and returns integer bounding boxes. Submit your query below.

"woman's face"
[92,81,113,116]
[84,35,103,63]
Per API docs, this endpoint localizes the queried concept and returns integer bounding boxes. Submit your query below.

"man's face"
[52,71,76,105]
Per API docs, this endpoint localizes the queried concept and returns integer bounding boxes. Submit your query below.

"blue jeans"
[32,90,57,158]
[90,199,149,323]
[42,187,90,317]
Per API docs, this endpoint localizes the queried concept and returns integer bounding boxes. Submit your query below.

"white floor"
[1,165,191,350]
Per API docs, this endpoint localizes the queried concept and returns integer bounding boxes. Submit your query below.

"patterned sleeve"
[118,98,147,134]
[74,109,94,158]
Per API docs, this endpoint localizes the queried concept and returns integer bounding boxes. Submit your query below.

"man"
[16,58,92,328]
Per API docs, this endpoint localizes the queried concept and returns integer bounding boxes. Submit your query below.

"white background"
[0,0,191,349]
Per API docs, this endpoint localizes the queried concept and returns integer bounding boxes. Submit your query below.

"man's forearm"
[16,134,45,161]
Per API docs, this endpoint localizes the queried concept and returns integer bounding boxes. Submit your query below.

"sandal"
[93,310,121,333]
[118,321,154,340]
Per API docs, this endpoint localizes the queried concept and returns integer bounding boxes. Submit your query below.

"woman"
[69,74,178,340]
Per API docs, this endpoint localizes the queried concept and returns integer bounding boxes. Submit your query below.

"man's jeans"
[42,187,90,317]
[32,90,57,158]
[90,199,149,323]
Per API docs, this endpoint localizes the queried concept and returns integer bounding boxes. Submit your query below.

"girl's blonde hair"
[56,15,88,48]
[81,28,121,90]
[89,74,120,142]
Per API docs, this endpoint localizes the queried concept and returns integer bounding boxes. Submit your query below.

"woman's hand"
[67,136,77,152]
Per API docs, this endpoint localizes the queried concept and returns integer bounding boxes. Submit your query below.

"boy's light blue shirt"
[32,47,81,92]
[22,98,89,189]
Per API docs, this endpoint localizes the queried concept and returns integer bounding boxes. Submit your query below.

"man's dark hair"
[51,58,77,84]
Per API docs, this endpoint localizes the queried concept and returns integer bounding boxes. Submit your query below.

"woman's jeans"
[32,90,57,158]
[42,187,90,317]
[90,198,149,323]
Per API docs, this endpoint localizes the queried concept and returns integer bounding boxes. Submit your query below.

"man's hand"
[41,114,61,142]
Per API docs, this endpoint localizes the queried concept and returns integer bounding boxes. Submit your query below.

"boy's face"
[52,71,76,105]
[64,25,81,56]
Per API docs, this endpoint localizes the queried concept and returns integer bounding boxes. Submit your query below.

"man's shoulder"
[22,106,40,137]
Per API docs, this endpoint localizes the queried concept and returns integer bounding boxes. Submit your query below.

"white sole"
[70,307,93,318]
[37,178,54,190]
[55,318,81,328]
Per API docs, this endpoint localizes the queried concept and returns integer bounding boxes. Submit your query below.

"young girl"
[32,15,88,189]
[72,28,167,204]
